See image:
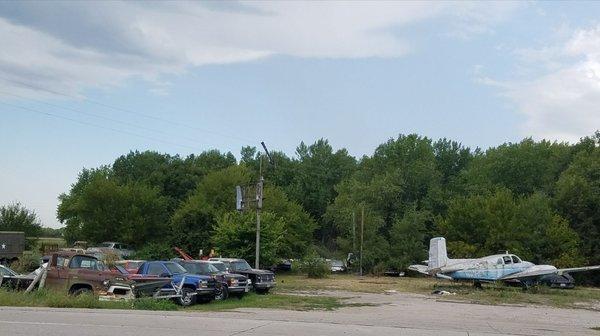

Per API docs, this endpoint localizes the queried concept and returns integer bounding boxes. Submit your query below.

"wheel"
[72,287,93,296]
[215,284,229,301]
[473,281,483,289]
[177,287,197,306]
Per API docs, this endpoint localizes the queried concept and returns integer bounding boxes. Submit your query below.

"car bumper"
[195,288,216,297]
[254,281,276,289]
[228,285,249,294]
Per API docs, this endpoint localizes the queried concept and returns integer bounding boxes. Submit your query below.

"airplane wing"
[500,265,600,281]
[408,264,429,275]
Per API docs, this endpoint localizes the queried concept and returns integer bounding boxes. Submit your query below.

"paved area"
[0,291,598,335]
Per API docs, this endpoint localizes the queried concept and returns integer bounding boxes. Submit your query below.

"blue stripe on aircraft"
[450,267,528,281]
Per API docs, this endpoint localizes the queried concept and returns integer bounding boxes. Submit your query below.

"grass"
[0,288,353,312]
[189,292,351,311]
[276,273,600,310]
[0,288,179,310]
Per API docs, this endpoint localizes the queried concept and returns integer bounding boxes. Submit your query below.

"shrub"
[132,242,175,260]
[371,262,387,276]
[299,255,330,279]
[10,252,41,273]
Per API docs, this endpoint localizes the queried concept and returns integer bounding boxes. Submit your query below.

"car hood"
[236,269,273,275]
[173,273,212,281]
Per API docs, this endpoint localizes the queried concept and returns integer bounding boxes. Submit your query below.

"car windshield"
[181,262,219,274]
[164,262,187,274]
[0,266,17,276]
[232,260,252,271]
[127,261,144,269]
[331,260,344,267]
[99,243,113,248]
[211,262,227,272]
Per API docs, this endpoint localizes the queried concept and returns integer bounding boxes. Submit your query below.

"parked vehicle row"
[1,250,276,307]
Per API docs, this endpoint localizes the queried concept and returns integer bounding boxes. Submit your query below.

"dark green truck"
[0,231,25,264]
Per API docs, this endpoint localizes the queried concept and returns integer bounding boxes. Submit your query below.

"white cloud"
[481,25,600,143]
[0,1,520,98]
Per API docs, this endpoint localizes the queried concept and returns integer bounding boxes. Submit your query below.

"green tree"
[58,174,169,246]
[0,202,42,237]
[212,211,284,268]
[388,207,430,270]
[286,139,356,235]
[555,141,600,267]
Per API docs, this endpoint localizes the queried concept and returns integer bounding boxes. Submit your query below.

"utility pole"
[360,204,364,277]
[255,155,263,269]
[254,142,272,270]
[352,211,356,253]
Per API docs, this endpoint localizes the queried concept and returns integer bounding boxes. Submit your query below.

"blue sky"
[1,1,600,228]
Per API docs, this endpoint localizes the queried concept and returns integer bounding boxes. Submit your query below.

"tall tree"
[0,202,42,237]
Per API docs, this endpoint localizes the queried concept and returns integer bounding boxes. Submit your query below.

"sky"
[1,1,600,229]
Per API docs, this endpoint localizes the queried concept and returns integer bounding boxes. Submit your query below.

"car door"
[69,255,104,291]
[45,255,70,291]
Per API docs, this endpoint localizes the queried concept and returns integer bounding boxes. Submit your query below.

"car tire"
[72,287,93,296]
[215,284,229,301]
[177,287,197,306]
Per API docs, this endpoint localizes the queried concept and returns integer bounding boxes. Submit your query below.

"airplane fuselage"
[435,254,538,282]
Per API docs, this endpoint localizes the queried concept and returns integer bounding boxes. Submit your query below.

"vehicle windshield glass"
[181,262,219,274]
[99,243,112,248]
[128,261,144,269]
[165,262,187,274]
[114,265,128,274]
[511,256,521,263]
[0,266,17,276]
[97,260,109,271]
[232,260,252,271]
[331,260,344,267]
[211,262,227,272]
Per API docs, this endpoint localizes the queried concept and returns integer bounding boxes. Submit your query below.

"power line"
[0,101,209,152]
[0,89,221,148]
[0,76,257,143]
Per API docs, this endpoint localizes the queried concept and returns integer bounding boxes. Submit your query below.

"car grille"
[259,274,274,282]
[207,278,217,288]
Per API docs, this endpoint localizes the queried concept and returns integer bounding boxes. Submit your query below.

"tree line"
[48,132,599,281]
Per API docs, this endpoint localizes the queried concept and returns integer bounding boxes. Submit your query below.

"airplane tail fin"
[428,237,448,270]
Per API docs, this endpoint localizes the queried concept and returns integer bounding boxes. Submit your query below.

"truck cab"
[44,252,129,296]
[137,261,216,306]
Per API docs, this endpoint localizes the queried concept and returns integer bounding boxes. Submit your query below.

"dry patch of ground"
[276,273,600,310]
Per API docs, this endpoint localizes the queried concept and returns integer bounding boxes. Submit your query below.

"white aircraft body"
[409,237,600,287]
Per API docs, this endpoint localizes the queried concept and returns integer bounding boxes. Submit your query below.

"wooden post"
[25,267,46,293]
[360,204,364,277]
[38,267,48,289]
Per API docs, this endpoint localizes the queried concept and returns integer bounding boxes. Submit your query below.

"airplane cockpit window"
[511,256,521,263]
[503,256,512,264]
[496,258,503,265]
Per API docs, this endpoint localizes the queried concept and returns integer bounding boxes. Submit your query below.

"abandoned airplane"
[408,237,600,288]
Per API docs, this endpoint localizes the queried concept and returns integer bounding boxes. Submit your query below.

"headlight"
[102,280,110,287]
[198,280,208,288]
[256,276,261,282]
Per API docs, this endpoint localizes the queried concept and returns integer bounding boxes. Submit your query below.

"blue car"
[137,261,216,306]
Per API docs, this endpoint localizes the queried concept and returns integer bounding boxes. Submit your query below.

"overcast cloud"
[0,1,521,97]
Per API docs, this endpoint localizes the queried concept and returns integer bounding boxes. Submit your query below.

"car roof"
[209,258,243,262]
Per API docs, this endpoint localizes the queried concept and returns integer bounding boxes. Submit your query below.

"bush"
[132,242,175,260]
[10,252,41,273]
[299,255,330,279]
[371,262,387,276]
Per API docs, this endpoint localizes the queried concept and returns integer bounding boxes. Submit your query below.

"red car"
[114,260,146,274]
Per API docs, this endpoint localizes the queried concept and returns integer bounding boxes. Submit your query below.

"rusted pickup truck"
[44,252,170,299]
